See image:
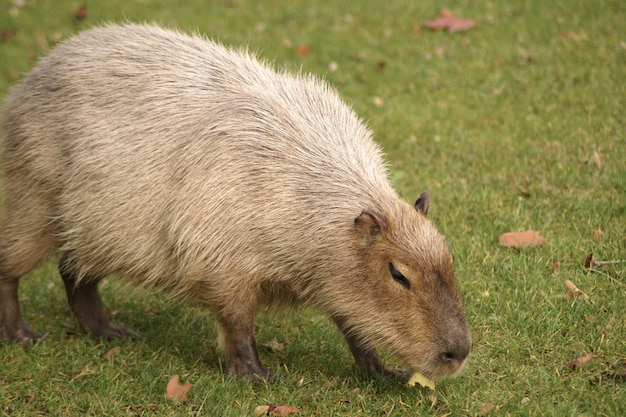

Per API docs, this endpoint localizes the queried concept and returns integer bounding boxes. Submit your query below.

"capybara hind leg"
[333,316,409,381]
[59,254,141,339]
[0,278,41,345]
[216,317,273,382]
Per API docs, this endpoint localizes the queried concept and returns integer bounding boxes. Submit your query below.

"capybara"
[0,24,471,381]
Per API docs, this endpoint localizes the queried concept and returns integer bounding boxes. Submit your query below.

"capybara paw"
[89,322,142,340]
[0,320,42,346]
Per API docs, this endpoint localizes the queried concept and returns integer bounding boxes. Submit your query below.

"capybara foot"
[87,321,142,340]
[0,318,42,346]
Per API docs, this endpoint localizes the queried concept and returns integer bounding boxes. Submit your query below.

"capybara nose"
[440,334,471,366]
[440,346,469,364]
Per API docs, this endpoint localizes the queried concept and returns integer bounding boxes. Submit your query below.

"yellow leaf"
[407,372,436,390]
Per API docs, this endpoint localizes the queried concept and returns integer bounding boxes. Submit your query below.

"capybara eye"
[388,263,410,290]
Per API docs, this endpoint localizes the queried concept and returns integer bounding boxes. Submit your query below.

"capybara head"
[343,193,471,379]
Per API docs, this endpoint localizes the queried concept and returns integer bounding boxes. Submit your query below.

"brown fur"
[0,24,470,381]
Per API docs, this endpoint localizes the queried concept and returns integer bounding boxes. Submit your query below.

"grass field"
[1,0,625,415]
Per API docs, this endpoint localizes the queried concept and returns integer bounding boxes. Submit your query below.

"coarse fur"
[0,24,470,381]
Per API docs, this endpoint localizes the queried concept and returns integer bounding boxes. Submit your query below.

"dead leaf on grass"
[564,279,590,303]
[74,4,87,21]
[165,375,192,402]
[296,44,310,57]
[478,402,495,416]
[560,32,588,42]
[569,354,598,371]
[70,365,99,382]
[423,9,476,33]
[584,253,595,269]
[263,339,285,352]
[102,346,121,360]
[254,404,300,416]
[498,230,546,247]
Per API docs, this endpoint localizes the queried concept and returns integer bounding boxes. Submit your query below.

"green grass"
[1,0,625,415]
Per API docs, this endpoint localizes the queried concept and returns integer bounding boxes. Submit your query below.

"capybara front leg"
[59,253,140,340]
[333,316,410,381]
[0,278,41,345]
[217,317,273,382]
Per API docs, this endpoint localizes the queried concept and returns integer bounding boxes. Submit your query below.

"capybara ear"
[414,192,430,216]
[355,211,387,244]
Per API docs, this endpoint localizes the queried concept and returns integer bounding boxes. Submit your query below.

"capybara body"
[0,24,470,381]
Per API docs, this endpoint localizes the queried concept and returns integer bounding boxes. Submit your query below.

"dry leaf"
[479,403,495,416]
[423,9,476,33]
[564,279,590,303]
[589,150,602,170]
[165,375,192,402]
[569,354,598,371]
[407,372,436,390]
[102,346,121,360]
[263,339,284,352]
[71,366,99,382]
[296,44,310,57]
[34,31,49,52]
[560,32,588,41]
[584,253,594,269]
[255,404,300,416]
[551,259,560,275]
[271,406,300,416]
[498,230,546,247]
[2,28,18,42]
[74,4,87,21]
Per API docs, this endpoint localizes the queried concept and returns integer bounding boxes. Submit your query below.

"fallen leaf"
[560,32,588,41]
[271,405,300,416]
[296,44,310,57]
[70,366,99,382]
[498,230,546,247]
[569,354,598,371]
[263,339,284,352]
[589,150,602,170]
[551,259,560,275]
[479,403,495,416]
[102,346,121,360]
[165,375,192,402]
[255,404,300,416]
[564,279,590,303]
[584,253,594,269]
[423,9,476,33]
[34,31,49,52]
[74,4,87,21]
[1,28,18,42]
[407,372,436,390]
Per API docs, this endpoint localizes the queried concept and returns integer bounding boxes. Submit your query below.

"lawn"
[1,0,625,416]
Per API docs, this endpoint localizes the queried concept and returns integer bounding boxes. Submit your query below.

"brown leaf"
[165,375,192,402]
[423,9,476,33]
[34,31,49,52]
[560,32,588,42]
[296,44,310,57]
[551,259,560,275]
[584,253,594,269]
[498,230,546,247]
[478,403,495,416]
[102,346,121,360]
[255,404,300,416]
[263,339,284,352]
[564,279,589,303]
[569,354,598,371]
[1,28,18,42]
[75,4,87,21]
[271,406,300,416]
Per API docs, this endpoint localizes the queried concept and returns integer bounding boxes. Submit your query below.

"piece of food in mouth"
[407,372,436,390]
